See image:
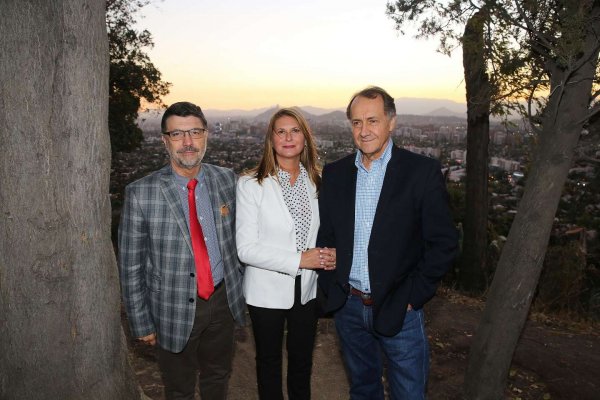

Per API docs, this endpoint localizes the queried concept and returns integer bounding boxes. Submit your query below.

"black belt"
[349,286,374,306]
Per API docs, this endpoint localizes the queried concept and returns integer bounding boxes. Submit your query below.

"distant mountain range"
[140,97,468,125]
[396,98,466,117]
[198,97,467,120]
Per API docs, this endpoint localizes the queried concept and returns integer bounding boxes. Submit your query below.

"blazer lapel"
[331,158,358,280]
[306,177,320,242]
[159,168,193,254]
[202,165,227,242]
[347,161,358,231]
[372,146,407,230]
[329,158,358,252]
[270,176,295,227]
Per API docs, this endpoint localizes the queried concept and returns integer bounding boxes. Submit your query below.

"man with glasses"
[119,101,245,400]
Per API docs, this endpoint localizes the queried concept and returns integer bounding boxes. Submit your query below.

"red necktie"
[187,179,214,300]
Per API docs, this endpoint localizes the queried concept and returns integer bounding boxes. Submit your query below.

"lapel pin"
[220,204,230,216]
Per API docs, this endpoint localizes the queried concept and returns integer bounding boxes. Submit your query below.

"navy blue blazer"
[317,145,458,336]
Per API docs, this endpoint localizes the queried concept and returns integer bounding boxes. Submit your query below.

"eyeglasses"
[162,128,208,140]
[274,127,303,138]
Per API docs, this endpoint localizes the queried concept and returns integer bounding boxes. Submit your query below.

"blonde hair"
[248,108,321,191]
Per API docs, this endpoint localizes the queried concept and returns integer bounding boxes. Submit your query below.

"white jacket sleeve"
[236,176,301,276]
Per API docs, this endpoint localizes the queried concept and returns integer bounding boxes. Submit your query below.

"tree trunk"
[464,6,600,398]
[0,1,141,398]
[459,8,491,293]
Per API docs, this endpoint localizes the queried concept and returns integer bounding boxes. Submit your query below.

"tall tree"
[465,3,600,398]
[0,1,141,398]
[460,6,492,292]
[387,1,502,293]
[107,0,170,153]
[387,1,600,398]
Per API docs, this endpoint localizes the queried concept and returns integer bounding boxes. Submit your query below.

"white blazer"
[236,174,320,309]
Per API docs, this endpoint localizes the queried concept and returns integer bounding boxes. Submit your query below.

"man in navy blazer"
[119,102,245,400]
[317,87,458,399]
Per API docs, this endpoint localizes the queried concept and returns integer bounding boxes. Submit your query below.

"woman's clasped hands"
[300,247,336,270]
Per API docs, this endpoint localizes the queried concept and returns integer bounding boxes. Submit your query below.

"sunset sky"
[138,0,466,110]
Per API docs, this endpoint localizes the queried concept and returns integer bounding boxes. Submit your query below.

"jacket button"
[190,273,195,277]
[189,298,195,303]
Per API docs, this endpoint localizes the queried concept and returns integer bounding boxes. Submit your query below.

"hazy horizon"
[137,0,466,110]
[143,96,467,117]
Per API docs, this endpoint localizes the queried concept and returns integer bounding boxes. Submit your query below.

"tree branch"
[578,155,600,164]
[512,0,554,59]
[574,101,600,126]
[571,4,600,73]
[527,81,543,135]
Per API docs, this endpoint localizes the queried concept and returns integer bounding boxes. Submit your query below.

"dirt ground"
[126,288,599,400]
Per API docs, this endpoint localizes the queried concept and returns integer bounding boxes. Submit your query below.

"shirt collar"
[354,138,393,172]
[172,167,204,188]
[277,163,307,182]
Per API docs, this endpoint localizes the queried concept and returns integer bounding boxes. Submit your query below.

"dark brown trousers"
[157,284,234,400]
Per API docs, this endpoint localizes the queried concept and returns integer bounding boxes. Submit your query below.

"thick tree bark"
[459,8,491,293]
[464,5,600,399]
[0,1,140,399]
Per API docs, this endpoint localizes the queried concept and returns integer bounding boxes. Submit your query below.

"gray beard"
[168,147,206,169]
[175,156,202,169]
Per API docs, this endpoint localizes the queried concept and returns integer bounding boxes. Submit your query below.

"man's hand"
[137,333,157,346]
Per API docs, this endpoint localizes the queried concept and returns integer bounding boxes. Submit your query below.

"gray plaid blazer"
[119,163,246,353]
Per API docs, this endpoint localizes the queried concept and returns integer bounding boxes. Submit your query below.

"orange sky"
[139,0,466,110]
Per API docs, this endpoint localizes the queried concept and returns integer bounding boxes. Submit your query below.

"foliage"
[386,0,600,122]
[106,0,170,153]
[536,240,588,315]
[446,182,466,225]
[387,0,600,290]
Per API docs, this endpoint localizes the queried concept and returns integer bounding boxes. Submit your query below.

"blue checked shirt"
[173,169,224,286]
[349,139,393,293]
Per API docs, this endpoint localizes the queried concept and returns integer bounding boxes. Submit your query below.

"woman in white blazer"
[236,108,336,400]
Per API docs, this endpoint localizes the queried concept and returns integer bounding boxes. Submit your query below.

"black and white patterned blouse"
[278,164,312,256]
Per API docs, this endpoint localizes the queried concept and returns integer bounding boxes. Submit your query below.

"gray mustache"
[177,146,199,153]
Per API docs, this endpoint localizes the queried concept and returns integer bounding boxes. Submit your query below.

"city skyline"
[138,0,466,110]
